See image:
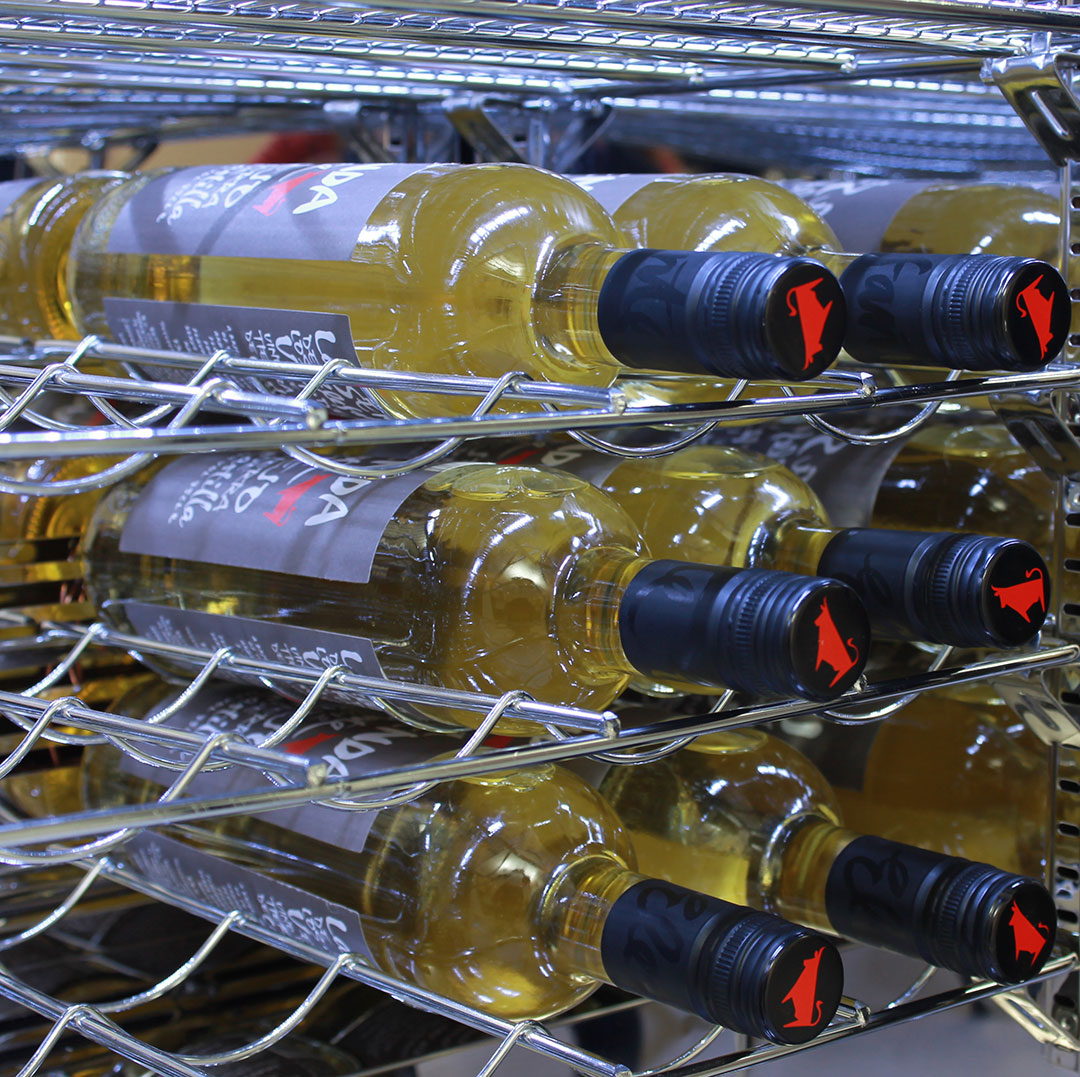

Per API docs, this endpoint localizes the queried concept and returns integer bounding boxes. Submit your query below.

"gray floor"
[420,947,1072,1076]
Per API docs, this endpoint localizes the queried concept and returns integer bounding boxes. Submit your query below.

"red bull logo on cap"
[786,278,834,370]
[781,946,826,1029]
[1015,275,1058,360]
[814,597,860,688]
[991,567,1046,624]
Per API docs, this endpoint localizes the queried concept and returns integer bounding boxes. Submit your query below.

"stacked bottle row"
[0,167,1065,1061]
[0,168,1069,421]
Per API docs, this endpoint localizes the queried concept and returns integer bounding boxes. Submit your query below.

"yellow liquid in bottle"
[0,173,125,340]
[69,164,631,419]
[880,183,1060,261]
[83,680,640,1020]
[831,684,1050,877]
[81,462,649,733]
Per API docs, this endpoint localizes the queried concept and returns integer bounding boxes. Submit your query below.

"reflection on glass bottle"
[0,173,126,341]
[68,163,845,421]
[82,681,844,1043]
[595,723,1056,985]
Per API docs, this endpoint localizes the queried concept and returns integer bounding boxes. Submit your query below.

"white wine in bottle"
[79,451,870,732]
[66,163,846,420]
[82,681,846,1043]
[784,177,1060,262]
[0,172,126,340]
[717,410,1058,552]
[776,683,1051,878]
[491,440,1050,650]
[577,173,1069,373]
[0,454,155,685]
[592,720,1056,985]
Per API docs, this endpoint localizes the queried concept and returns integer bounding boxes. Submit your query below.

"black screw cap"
[601,880,843,1044]
[824,835,1055,984]
[929,868,1057,984]
[597,250,846,381]
[618,562,869,701]
[817,529,1049,647]
[709,911,845,1044]
[840,253,1069,371]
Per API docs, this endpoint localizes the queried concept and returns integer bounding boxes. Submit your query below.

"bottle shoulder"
[614,174,840,256]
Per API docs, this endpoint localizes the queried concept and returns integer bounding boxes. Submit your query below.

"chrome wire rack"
[2,0,1080,1073]
[0,0,1076,173]
[0,614,1075,1077]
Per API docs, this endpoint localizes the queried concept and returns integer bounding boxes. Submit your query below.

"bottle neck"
[542,854,643,983]
[556,546,648,682]
[532,242,629,374]
[770,817,859,934]
[770,518,839,576]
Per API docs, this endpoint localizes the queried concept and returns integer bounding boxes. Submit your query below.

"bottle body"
[596,727,1055,983]
[779,684,1051,878]
[81,455,647,732]
[871,419,1056,552]
[68,163,634,419]
[81,682,844,1040]
[0,172,126,341]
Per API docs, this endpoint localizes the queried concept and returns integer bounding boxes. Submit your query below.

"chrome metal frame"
[1,1,1079,1072]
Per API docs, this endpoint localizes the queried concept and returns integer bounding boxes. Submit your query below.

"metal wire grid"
[0,1,1073,175]
[2,335,1080,483]
[0,613,1075,1076]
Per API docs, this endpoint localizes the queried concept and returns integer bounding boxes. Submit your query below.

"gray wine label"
[573,174,658,212]
[127,830,374,962]
[119,451,434,584]
[120,689,458,965]
[780,179,933,252]
[121,603,387,687]
[106,163,430,261]
[712,421,910,528]
[102,296,385,418]
[0,177,45,220]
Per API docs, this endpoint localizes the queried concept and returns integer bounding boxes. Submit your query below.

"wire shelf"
[1,336,1078,487]
[0,617,1073,1075]
[0,2,1078,1070]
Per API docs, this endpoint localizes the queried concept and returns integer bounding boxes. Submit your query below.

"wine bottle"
[775,683,1050,878]
[0,173,126,341]
[488,439,1049,650]
[79,451,870,731]
[783,177,1060,262]
[0,454,152,686]
[576,173,1069,372]
[717,411,1058,553]
[82,681,845,1043]
[66,163,846,420]
[590,720,1056,985]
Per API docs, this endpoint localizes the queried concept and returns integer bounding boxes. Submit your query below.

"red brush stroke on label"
[263,473,327,526]
[252,170,325,216]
